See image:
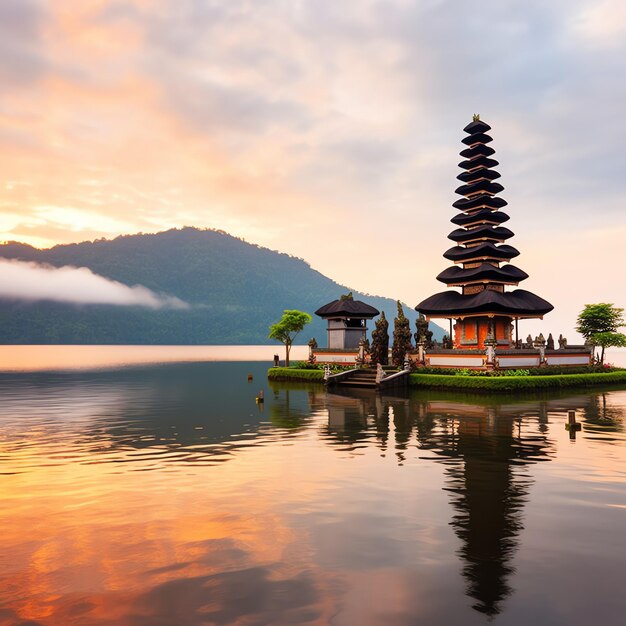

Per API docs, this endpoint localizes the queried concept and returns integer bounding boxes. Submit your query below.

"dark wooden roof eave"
[315,299,380,318]
[415,289,554,318]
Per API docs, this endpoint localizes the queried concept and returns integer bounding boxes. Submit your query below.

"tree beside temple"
[392,301,413,367]
[370,311,390,365]
[576,303,626,364]
[269,309,312,366]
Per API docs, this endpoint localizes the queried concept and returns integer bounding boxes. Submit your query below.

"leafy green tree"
[370,311,389,365]
[576,303,626,364]
[589,332,626,364]
[391,301,412,367]
[269,309,312,366]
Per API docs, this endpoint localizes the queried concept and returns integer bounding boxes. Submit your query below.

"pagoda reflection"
[418,400,552,616]
[258,384,614,617]
[317,391,589,617]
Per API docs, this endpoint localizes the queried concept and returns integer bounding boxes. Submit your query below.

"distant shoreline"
[0,344,309,373]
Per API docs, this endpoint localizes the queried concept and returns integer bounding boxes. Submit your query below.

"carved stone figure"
[485,343,495,364]
[558,334,568,349]
[356,337,366,366]
[323,364,331,381]
[547,333,555,350]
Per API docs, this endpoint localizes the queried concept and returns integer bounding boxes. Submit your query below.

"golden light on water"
[1,357,625,624]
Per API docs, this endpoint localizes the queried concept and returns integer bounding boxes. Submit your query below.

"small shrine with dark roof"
[315,293,379,349]
[416,116,554,351]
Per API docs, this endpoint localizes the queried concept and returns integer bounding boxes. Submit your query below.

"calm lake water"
[1,348,626,625]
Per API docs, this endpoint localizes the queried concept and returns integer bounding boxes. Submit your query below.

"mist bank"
[0,258,187,309]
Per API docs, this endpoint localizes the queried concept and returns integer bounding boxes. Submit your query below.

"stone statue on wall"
[547,333,555,350]
[356,337,366,366]
[533,334,546,363]
[323,364,331,380]
[558,334,567,349]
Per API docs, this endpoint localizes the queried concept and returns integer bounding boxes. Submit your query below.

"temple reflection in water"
[1,363,624,625]
[273,383,622,617]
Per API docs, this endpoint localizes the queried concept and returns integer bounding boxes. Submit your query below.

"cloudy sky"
[1,0,625,337]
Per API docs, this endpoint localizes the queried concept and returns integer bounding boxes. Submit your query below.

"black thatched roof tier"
[460,144,496,159]
[448,225,514,243]
[416,289,554,317]
[461,133,493,146]
[415,117,552,323]
[451,209,510,227]
[453,195,507,211]
[436,263,529,285]
[455,181,504,197]
[458,156,499,171]
[457,168,501,183]
[444,242,519,263]
[315,299,379,319]
[463,119,492,134]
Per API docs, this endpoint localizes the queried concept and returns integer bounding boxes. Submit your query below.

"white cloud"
[0,258,188,309]
[572,0,626,47]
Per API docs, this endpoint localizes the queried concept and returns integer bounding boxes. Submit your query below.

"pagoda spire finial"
[472,113,480,122]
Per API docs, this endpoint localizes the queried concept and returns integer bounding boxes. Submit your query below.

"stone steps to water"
[337,380,378,388]
[328,368,409,390]
[334,368,378,388]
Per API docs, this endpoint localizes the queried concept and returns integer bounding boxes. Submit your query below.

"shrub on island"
[268,367,325,382]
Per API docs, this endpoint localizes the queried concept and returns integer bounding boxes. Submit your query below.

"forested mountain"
[0,228,444,344]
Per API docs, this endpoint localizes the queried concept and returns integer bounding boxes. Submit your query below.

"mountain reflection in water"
[0,361,625,626]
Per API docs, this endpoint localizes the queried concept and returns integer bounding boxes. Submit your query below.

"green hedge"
[409,371,626,391]
[416,364,617,376]
[267,367,325,382]
[267,367,626,391]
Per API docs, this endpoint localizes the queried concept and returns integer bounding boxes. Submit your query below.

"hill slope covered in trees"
[0,228,444,345]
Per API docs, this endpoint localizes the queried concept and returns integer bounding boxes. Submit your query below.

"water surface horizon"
[0,344,309,372]
[1,344,624,372]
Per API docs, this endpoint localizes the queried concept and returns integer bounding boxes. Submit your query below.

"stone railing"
[312,348,360,365]
[413,345,593,369]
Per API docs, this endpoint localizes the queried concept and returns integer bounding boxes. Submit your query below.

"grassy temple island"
[269,117,626,392]
[268,364,626,391]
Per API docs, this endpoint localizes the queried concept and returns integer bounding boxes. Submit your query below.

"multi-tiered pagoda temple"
[416,117,553,350]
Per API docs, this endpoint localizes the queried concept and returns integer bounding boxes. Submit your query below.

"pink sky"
[1,0,625,338]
